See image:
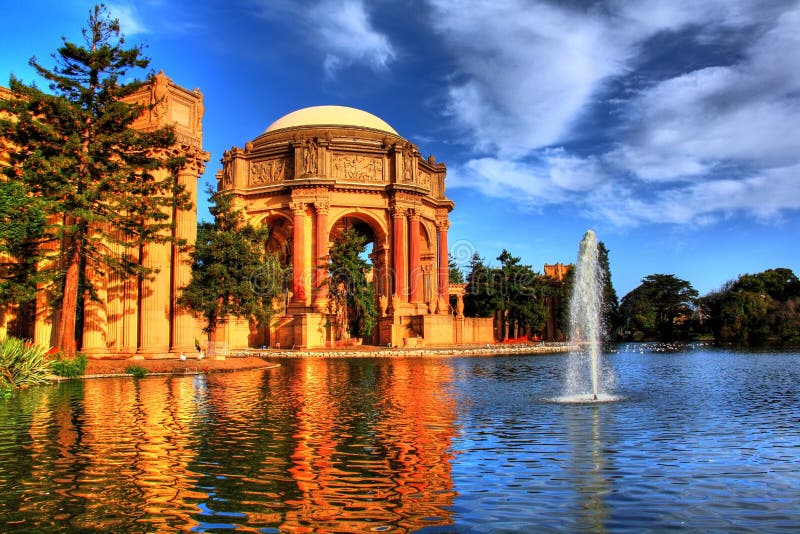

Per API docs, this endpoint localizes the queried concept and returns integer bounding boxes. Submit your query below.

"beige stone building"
[2,79,494,356]
[216,106,493,349]
[1,72,209,358]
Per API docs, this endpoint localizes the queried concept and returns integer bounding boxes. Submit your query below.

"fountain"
[562,229,617,403]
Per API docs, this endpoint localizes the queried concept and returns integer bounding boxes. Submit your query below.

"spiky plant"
[0,336,53,391]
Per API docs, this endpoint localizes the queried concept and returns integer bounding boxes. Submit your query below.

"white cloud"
[430,0,800,228]
[429,0,629,157]
[106,3,149,35]
[448,150,605,208]
[256,0,395,77]
[618,5,800,181]
[586,164,800,227]
[310,0,395,77]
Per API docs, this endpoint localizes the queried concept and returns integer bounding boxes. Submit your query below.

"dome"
[263,105,398,135]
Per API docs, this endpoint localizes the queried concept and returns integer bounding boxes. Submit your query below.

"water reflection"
[2,377,209,531]
[279,358,457,531]
[565,405,610,533]
[2,350,800,532]
[1,358,459,532]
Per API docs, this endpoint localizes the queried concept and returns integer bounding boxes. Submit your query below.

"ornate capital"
[436,219,450,231]
[391,206,407,219]
[289,201,306,216]
[315,201,330,215]
[180,149,211,176]
[407,209,421,222]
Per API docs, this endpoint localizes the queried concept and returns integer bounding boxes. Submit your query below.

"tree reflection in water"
[1,358,458,532]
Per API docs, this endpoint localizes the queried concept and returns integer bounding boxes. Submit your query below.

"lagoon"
[1,346,799,532]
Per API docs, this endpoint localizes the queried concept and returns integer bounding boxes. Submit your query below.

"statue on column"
[403,145,414,182]
[304,137,319,175]
[194,90,204,134]
[150,70,168,123]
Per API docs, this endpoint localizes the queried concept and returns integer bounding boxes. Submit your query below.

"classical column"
[122,245,140,354]
[437,220,450,302]
[81,265,107,355]
[392,207,407,301]
[171,161,201,354]
[409,210,423,303]
[291,201,307,304]
[314,201,329,311]
[138,237,171,356]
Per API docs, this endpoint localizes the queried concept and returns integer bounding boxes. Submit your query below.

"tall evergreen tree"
[495,250,547,339]
[327,227,377,340]
[597,242,620,339]
[0,5,187,354]
[463,252,494,318]
[448,253,464,284]
[178,189,285,333]
[0,180,46,306]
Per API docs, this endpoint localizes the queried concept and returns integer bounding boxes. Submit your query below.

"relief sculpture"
[331,154,383,183]
[250,157,292,185]
[418,170,432,190]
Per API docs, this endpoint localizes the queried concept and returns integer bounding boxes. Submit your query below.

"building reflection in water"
[279,357,458,531]
[20,376,209,531]
[10,358,460,531]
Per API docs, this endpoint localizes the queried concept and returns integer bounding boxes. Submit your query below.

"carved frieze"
[331,154,384,183]
[176,132,201,149]
[418,170,432,189]
[250,157,293,185]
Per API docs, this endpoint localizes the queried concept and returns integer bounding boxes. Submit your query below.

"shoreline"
[81,342,571,378]
[253,341,572,359]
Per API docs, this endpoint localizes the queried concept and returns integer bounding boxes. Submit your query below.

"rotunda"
[216,105,492,349]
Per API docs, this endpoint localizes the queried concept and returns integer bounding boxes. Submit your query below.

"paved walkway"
[80,342,571,378]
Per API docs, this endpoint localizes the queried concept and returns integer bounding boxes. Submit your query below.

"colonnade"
[284,200,450,314]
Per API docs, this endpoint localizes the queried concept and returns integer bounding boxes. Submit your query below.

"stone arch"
[327,208,388,246]
[418,219,438,308]
[259,212,293,268]
[327,209,392,338]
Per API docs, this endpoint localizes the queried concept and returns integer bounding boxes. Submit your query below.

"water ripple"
[0,350,799,531]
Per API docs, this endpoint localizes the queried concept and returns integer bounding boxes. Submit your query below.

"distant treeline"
[615,268,800,346]
[459,243,799,347]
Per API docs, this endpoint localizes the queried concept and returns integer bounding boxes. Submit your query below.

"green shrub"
[50,352,88,378]
[0,336,52,391]
[125,365,148,379]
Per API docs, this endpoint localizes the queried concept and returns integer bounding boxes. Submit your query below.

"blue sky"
[2,0,799,298]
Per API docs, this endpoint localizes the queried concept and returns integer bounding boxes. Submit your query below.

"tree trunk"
[56,239,82,356]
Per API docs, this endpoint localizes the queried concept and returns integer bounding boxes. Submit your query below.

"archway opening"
[251,214,292,348]
[328,215,387,345]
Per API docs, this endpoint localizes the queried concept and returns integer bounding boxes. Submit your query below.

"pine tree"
[464,252,494,318]
[0,180,46,306]
[178,189,285,333]
[448,253,464,284]
[0,5,187,355]
[327,227,377,340]
[496,249,547,339]
[597,242,620,340]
